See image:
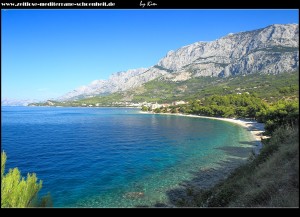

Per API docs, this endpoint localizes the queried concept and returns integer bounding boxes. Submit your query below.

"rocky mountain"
[59,67,170,100]
[59,24,299,101]
[159,23,298,79]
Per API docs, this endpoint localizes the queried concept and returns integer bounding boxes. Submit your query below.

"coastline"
[140,111,267,155]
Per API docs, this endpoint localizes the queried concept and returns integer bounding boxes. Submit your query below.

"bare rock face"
[59,68,148,100]
[158,24,298,78]
[59,67,171,100]
[59,24,299,101]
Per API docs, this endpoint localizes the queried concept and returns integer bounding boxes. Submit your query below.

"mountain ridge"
[58,23,299,101]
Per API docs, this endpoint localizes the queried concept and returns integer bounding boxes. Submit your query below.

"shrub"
[1,151,51,208]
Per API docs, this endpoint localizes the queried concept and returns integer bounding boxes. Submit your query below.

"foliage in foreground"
[1,151,52,208]
[174,125,299,207]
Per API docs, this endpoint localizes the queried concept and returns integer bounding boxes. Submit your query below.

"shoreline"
[140,111,268,155]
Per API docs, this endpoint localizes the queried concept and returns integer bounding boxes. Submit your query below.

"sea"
[1,106,256,207]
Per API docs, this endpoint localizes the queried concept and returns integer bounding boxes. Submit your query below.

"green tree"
[256,99,299,134]
[141,105,148,112]
[170,107,178,113]
[154,108,162,113]
[1,151,51,208]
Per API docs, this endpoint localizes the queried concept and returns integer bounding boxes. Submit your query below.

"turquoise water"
[1,107,255,207]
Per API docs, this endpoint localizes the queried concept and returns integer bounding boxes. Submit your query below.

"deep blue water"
[1,106,255,207]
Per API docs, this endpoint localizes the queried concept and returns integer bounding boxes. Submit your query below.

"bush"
[141,105,148,112]
[1,151,51,208]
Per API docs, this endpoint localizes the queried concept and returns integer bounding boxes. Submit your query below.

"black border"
[1,0,299,213]
[0,0,299,9]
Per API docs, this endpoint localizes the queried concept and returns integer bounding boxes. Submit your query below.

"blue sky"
[2,9,298,100]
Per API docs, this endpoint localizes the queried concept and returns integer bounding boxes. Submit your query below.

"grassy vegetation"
[30,92,126,107]
[153,70,297,103]
[73,93,125,106]
[128,71,299,103]
[174,125,299,207]
[29,71,298,107]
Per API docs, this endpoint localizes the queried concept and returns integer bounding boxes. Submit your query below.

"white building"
[173,100,186,106]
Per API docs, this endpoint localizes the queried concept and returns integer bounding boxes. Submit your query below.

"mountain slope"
[158,24,298,78]
[30,71,299,107]
[58,24,299,101]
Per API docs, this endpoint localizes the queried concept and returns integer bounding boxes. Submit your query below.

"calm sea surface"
[1,106,255,207]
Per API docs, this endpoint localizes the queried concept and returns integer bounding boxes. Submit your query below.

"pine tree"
[1,151,43,208]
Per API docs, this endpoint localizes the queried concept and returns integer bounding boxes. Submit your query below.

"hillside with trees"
[29,71,299,107]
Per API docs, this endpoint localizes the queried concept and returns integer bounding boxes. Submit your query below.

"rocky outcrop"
[59,67,171,100]
[158,24,298,78]
[59,24,299,101]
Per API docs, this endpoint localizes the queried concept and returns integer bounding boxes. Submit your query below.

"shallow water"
[1,106,254,207]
